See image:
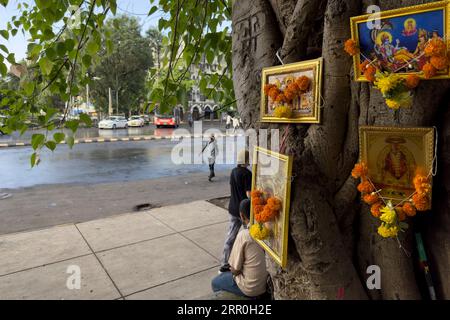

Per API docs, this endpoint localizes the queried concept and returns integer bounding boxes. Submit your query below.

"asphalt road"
[0,136,244,235]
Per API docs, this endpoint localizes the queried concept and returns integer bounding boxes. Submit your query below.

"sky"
[0,0,163,65]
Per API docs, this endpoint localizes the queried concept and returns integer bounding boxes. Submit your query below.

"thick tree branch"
[268,0,296,37]
[279,0,326,63]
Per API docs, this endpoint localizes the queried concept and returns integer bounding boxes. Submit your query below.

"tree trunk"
[232,0,450,299]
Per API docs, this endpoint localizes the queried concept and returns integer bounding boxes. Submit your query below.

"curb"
[0,133,245,149]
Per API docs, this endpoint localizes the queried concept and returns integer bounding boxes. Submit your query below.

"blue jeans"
[211,271,246,297]
[221,215,242,268]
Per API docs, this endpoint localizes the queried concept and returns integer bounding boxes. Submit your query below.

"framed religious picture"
[359,126,435,205]
[249,147,293,268]
[260,58,323,124]
[350,1,450,81]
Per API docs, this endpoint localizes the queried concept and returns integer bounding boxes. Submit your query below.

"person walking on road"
[226,114,232,130]
[188,113,193,128]
[232,117,240,134]
[219,149,252,273]
[200,134,219,182]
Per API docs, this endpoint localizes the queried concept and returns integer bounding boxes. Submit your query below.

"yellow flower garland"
[250,224,270,240]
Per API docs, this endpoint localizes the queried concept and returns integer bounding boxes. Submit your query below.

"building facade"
[187,58,223,121]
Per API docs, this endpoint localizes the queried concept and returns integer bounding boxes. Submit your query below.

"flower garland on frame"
[250,190,282,240]
[344,37,449,110]
[352,163,432,239]
[264,76,311,118]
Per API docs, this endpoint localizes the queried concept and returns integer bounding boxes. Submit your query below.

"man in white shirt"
[200,134,219,182]
[211,199,268,297]
[226,114,232,129]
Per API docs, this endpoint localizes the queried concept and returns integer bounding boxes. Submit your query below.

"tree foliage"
[89,15,153,116]
[146,0,234,113]
[0,0,233,165]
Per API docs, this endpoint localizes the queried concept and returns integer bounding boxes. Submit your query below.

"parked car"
[141,115,151,125]
[154,113,180,128]
[127,116,145,127]
[98,116,128,130]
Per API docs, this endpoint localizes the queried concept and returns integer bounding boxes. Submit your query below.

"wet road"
[0,136,242,189]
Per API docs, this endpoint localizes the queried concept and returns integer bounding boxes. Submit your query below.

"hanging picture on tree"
[349,1,450,81]
[359,126,435,205]
[250,147,293,268]
[260,58,323,124]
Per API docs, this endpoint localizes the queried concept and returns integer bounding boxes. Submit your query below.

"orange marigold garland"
[364,65,377,82]
[363,193,380,205]
[251,190,282,224]
[396,207,406,222]
[264,75,312,118]
[412,193,431,211]
[357,180,375,194]
[351,162,368,179]
[422,62,437,79]
[352,162,433,239]
[370,202,383,218]
[296,76,311,92]
[344,39,359,56]
[424,38,447,57]
[405,74,420,89]
[430,55,449,70]
[402,202,416,217]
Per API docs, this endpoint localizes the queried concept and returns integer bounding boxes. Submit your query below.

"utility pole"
[108,87,113,116]
[116,74,119,115]
[86,84,90,111]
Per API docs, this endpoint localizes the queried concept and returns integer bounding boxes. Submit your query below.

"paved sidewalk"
[0,200,229,300]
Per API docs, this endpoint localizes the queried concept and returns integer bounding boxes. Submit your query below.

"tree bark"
[232,0,450,299]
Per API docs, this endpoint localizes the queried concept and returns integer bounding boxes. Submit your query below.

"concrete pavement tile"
[182,222,228,261]
[76,212,174,252]
[97,233,218,296]
[0,225,91,276]
[149,201,228,232]
[126,268,217,300]
[0,255,120,300]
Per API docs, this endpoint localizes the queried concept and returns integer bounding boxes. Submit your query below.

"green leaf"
[23,81,35,96]
[39,57,53,76]
[79,113,92,127]
[66,136,75,149]
[86,40,99,55]
[148,6,158,15]
[65,120,79,133]
[30,153,37,168]
[82,55,92,68]
[54,132,65,143]
[45,140,57,151]
[0,44,8,54]
[31,134,45,150]
[0,62,7,77]
[0,30,8,40]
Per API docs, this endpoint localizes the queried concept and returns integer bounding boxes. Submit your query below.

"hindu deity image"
[378,136,416,188]
[414,29,429,70]
[372,28,415,72]
[357,9,446,75]
[402,18,417,37]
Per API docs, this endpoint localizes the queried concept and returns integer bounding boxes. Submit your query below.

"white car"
[98,116,128,130]
[127,116,145,127]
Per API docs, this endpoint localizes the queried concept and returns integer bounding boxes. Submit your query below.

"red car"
[154,114,179,128]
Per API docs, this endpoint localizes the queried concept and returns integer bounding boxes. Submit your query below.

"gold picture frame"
[350,1,450,81]
[250,146,293,268]
[260,58,323,124]
[359,126,435,205]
